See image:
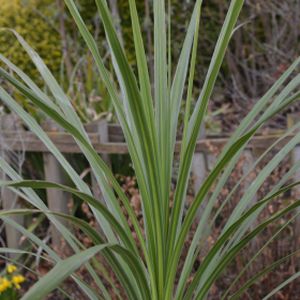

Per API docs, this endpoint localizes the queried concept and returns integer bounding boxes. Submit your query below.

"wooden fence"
[0,113,300,253]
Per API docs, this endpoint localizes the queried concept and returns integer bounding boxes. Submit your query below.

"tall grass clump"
[0,0,300,299]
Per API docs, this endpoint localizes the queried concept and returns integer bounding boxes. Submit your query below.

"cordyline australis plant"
[0,0,300,299]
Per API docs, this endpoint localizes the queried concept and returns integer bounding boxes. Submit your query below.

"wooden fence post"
[243,148,258,255]
[42,120,70,250]
[192,126,207,220]
[0,114,25,256]
[87,120,111,235]
[288,114,300,262]
[88,120,111,202]
[242,149,257,207]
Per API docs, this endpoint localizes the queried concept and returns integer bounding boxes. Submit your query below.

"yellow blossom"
[0,277,11,293]
[12,275,25,284]
[6,264,17,274]
[12,275,25,289]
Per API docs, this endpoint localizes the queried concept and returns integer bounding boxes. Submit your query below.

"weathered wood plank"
[91,120,111,202]
[104,124,284,142]
[288,114,300,267]
[192,126,207,220]
[42,120,70,250]
[90,120,110,236]
[0,114,25,257]
[0,130,295,154]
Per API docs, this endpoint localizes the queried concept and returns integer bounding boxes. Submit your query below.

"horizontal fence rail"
[0,114,299,253]
[0,128,294,154]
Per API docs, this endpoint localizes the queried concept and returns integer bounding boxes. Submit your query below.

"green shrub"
[0,0,61,81]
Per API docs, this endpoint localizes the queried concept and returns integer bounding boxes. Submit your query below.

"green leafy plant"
[0,0,300,299]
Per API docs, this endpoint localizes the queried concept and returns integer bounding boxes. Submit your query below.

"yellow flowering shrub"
[0,264,25,300]
[0,0,62,82]
[0,277,11,293]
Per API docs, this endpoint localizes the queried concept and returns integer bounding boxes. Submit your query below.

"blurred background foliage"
[0,0,62,79]
[0,0,299,130]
